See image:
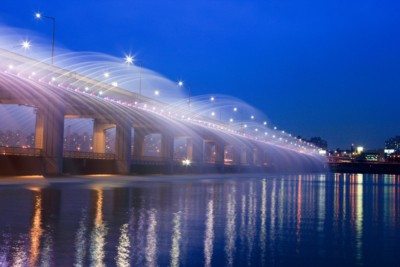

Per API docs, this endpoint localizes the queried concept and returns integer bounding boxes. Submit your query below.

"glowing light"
[273,126,277,130]
[85,86,89,91]
[154,90,160,96]
[210,96,215,102]
[244,124,247,128]
[8,65,13,69]
[125,55,134,64]
[99,91,103,95]
[182,159,191,166]
[35,13,42,19]
[229,118,234,122]
[51,77,56,81]
[103,72,109,78]
[21,40,31,50]
[211,112,216,116]
[250,115,254,119]
[112,82,118,87]
[263,121,267,125]
[255,128,258,132]
[233,107,238,112]
[31,72,36,76]
[178,81,183,87]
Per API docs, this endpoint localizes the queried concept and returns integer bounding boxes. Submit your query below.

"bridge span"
[0,49,324,176]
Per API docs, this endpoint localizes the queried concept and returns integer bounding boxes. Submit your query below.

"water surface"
[0,173,399,266]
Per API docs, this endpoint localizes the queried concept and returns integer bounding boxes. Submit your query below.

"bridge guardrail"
[0,146,42,156]
[63,151,116,160]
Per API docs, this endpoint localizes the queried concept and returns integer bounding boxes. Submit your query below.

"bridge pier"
[93,120,114,153]
[115,120,132,175]
[35,103,65,176]
[161,133,174,173]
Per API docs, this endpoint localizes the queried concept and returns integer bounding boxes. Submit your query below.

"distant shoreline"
[329,162,400,175]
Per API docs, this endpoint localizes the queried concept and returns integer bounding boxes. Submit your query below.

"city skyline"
[1,0,400,149]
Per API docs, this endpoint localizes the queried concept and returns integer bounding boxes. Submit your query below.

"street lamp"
[35,12,56,64]
[21,40,31,50]
[125,55,142,95]
[178,81,191,110]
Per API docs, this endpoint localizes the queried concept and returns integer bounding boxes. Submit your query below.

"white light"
[273,126,277,130]
[233,107,238,112]
[211,112,216,116]
[8,65,13,69]
[51,77,56,81]
[281,130,285,133]
[255,128,258,132]
[125,55,134,64]
[250,115,254,119]
[112,82,118,87]
[229,118,234,122]
[210,96,215,101]
[31,72,36,76]
[85,86,89,91]
[178,81,183,87]
[182,159,191,166]
[99,91,103,95]
[263,121,267,125]
[21,41,31,50]
[264,132,268,135]
[103,72,109,78]
[244,124,247,128]
[154,90,159,96]
[35,13,41,19]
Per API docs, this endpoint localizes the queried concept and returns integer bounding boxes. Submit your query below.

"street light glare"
[103,72,109,78]
[125,55,134,64]
[21,41,31,50]
[154,90,160,96]
[210,96,215,101]
[35,13,41,19]
[233,107,238,112]
[178,81,183,87]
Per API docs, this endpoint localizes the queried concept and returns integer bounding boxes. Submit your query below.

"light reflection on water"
[0,173,399,266]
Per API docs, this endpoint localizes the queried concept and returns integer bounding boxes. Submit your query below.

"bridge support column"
[115,120,132,174]
[161,133,174,173]
[133,128,145,159]
[93,120,114,153]
[188,138,204,164]
[215,143,225,165]
[240,147,248,165]
[35,103,65,176]
[231,147,241,166]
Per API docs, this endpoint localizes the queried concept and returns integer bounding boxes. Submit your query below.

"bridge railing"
[0,146,42,156]
[63,151,116,160]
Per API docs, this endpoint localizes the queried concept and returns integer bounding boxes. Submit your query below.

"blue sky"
[1,0,400,149]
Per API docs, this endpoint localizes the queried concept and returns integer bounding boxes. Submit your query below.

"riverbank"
[329,162,400,174]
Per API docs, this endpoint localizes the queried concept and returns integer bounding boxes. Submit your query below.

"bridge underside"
[0,153,324,176]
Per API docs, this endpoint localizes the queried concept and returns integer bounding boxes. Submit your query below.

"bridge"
[0,49,324,176]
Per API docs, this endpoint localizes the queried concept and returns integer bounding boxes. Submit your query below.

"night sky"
[1,0,400,150]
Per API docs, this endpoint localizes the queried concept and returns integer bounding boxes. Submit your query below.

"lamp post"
[35,13,56,65]
[125,55,142,95]
[178,81,191,110]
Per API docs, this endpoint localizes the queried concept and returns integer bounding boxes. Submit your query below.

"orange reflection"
[30,190,43,267]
